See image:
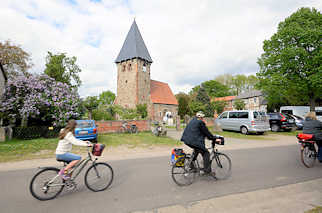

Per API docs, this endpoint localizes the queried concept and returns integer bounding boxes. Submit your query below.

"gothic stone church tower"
[114,20,178,121]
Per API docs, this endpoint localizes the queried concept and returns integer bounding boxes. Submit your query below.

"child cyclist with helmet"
[56,119,92,180]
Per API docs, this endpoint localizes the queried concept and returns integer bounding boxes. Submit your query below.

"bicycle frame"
[44,148,98,186]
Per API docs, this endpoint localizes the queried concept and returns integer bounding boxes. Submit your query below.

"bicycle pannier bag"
[92,144,105,156]
[171,148,185,166]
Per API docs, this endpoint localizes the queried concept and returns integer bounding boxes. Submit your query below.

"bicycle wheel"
[211,153,232,180]
[132,126,138,134]
[118,126,126,133]
[301,145,316,168]
[85,162,114,192]
[29,168,65,201]
[171,156,197,186]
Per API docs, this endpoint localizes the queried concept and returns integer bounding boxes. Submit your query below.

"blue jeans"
[56,153,81,162]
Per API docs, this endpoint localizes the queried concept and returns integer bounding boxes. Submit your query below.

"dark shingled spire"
[115,20,153,63]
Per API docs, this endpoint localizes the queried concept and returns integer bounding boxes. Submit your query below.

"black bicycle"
[29,146,114,201]
[171,138,231,186]
[119,121,138,134]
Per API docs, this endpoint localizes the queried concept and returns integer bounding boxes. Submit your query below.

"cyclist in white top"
[56,119,92,179]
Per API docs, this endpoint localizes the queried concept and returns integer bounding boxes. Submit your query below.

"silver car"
[215,110,271,134]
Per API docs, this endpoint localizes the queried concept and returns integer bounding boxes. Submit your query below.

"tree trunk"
[309,97,316,112]
[21,116,28,127]
[88,110,92,120]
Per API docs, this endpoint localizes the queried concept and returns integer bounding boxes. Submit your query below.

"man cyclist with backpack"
[181,111,223,175]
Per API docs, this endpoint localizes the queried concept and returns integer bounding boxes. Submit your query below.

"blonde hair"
[59,120,77,139]
[305,112,317,120]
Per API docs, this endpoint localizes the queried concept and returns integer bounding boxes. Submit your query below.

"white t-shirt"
[55,132,88,155]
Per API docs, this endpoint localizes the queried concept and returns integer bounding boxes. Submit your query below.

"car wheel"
[241,126,248,135]
[271,124,280,132]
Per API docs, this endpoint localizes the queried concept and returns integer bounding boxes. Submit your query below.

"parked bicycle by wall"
[118,121,138,134]
[152,121,167,136]
[29,144,113,200]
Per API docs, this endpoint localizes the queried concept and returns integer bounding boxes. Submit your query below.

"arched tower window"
[122,65,126,72]
[143,63,147,72]
[128,63,131,71]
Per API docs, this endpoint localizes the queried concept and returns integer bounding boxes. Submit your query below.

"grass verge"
[0,132,181,163]
[305,206,322,213]
[210,130,276,140]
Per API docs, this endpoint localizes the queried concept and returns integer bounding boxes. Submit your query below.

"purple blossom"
[0,73,82,126]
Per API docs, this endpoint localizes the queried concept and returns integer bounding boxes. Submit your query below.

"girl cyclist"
[56,119,92,180]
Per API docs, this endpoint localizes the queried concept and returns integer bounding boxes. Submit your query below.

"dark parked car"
[286,114,304,130]
[267,113,296,132]
[75,120,98,142]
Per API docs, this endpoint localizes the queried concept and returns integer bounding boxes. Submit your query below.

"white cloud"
[0,0,321,97]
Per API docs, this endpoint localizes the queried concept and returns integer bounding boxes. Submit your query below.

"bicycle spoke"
[171,157,196,186]
[85,163,114,192]
[211,153,231,180]
[29,168,65,201]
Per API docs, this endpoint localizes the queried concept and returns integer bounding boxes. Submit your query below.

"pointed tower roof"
[115,20,153,63]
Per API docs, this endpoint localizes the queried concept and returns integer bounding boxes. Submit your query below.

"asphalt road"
[1,144,322,213]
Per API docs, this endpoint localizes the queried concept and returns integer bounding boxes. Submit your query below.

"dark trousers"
[187,144,211,173]
[317,141,322,162]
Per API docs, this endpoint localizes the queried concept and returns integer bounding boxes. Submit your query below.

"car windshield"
[76,121,93,128]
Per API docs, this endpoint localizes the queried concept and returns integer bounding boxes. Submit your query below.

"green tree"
[44,52,82,88]
[234,99,246,110]
[195,87,213,117]
[0,40,33,77]
[136,104,147,119]
[83,96,99,119]
[213,101,227,114]
[176,92,191,118]
[257,7,322,111]
[232,75,248,96]
[98,90,115,105]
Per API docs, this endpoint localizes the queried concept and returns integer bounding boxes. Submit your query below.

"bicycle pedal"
[65,180,77,191]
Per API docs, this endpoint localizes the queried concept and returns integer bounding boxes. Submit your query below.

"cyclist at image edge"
[181,111,222,175]
[303,112,322,162]
[56,119,92,180]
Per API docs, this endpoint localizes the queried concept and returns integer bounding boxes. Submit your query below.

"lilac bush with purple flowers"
[0,74,82,127]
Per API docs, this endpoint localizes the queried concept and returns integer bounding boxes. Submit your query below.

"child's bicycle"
[29,144,113,201]
[171,137,231,186]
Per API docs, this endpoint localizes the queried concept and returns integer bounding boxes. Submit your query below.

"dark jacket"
[180,117,214,149]
[303,118,322,141]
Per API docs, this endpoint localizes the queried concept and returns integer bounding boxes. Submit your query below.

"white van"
[280,106,322,121]
[215,110,270,134]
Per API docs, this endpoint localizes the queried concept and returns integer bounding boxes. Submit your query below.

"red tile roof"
[150,80,178,105]
[213,96,236,102]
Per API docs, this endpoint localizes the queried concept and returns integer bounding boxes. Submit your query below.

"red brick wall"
[204,117,214,127]
[96,120,150,133]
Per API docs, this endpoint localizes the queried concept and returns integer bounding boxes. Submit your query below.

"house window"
[254,97,257,103]
[128,63,131,71]
[159,112,162,117]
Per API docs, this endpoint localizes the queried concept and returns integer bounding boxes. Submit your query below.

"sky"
[0,0,321,98]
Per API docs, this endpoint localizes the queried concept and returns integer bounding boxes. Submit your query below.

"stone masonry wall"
[115,59,137,109]
[96,120,150,133]
[137,59,151,105]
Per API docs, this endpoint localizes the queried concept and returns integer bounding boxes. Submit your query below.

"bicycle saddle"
[56,158,71,163]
